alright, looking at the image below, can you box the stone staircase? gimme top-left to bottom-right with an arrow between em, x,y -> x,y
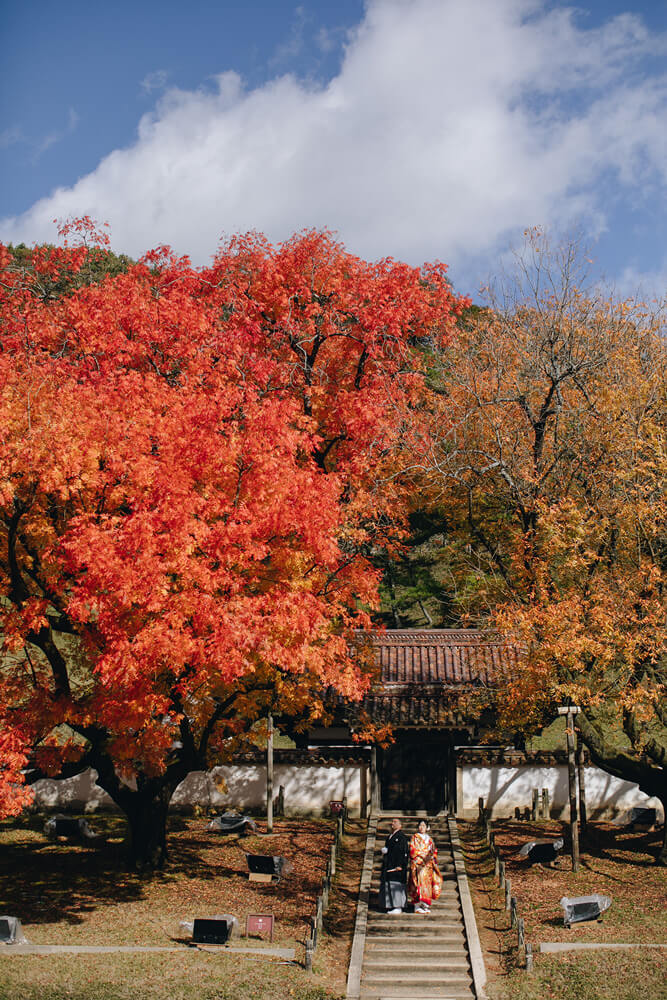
357,815 -> 476,999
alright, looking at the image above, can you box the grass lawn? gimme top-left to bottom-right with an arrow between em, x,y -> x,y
0,811 -> 366,999
460,819 -> 667,1000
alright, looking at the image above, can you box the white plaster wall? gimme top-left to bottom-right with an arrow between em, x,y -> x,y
460,764 -> 663,821
172,764 -> 366,815
29,763 -> 369,817
30,770 -> 114,812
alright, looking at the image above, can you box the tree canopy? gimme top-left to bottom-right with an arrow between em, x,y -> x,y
419,230 -> 666,860
0,220 -> 465,866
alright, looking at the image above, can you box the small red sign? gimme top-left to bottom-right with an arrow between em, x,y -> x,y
246,914 -> 274,941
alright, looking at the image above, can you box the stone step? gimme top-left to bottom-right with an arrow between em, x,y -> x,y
366,924 -> 464,937
370,862 -> 456,871
364,957 -> 470,972
368,890 -> 460,901
366,924 -> 465,946
375,834 -> 452,842
361,973 -> 473,988
370,872 -> 456,882
375,832 -> 452,836
367,915 -> 464,928
370,885 -> 459,896
376,835 -> 453,843
367,913 -> 462,927
366,944 -> 467,958
367,913 -> 462,925
377,824 -> 451,828
368,908 -> 461,919
359,989 -> 475,1000
369,882 -> 458,892
366,928 -> 465,940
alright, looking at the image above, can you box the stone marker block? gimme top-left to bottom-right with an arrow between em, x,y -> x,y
246,854 -> 292,880
560,894 -> 612,928
43,815 -> 97,842
0,916 -> 27,945
518,839 -> 564,866
207,813 -> 257,835
193,918 -> 232,945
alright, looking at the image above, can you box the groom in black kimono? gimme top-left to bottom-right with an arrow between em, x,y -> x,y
380,817 -> 409,914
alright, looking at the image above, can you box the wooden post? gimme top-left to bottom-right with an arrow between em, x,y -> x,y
494,853 -> 500,879
505,878 -> 512,912
330,842 -> 336,877
542,787 -> 550,821
305,939 -> 313,972
266,713 -> 274,834
576,731 -> 587,831
526,942 -> 533,972
510,896 -> 517,927
499,860 -> 505,889
370,746 -> 379,813
478,796 -> 485,823
531,788 -> 539,821
559,706 -> 580,872
517,917 -> 525,948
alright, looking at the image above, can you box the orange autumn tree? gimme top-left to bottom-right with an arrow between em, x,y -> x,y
0,222 -> 463,868
423,231 -> 667,862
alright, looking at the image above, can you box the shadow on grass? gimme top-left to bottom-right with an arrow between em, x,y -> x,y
0,814 -> 335,928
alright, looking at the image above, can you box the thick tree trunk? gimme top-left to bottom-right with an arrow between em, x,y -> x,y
88,754 -> 184,871
123,783 -> 174,871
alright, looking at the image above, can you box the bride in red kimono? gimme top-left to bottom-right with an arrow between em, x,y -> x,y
408,820 -> 442,913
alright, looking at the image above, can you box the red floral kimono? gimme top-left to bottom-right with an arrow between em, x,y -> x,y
408,831 -> 442,906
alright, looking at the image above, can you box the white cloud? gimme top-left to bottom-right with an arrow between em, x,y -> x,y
0,126 -> 24,150
33,109 -> 79,160
2,0 -> 666,281
615,260 -> 667,302
140,70 -> 169,96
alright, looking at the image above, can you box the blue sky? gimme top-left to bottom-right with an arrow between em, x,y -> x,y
2,0 -> 667,298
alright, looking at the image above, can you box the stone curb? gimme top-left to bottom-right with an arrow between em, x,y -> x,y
540,942 -> 667,953
0,943 -> 296,959
448,815 -> 488,1000
345,815 -> 378,999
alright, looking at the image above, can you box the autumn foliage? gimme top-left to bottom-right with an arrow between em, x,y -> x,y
0,220 -> 464,865
421,231 -> 666,857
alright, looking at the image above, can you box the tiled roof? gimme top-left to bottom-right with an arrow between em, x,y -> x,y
457,748 -> 590,766
361,689 -> 475,727
355,629 -> 521,727
233,748 -> 370,766
361,629 -> 520,686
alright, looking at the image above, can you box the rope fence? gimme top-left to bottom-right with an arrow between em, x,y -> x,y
478,796 -> 533,972
305,799 -> 346,971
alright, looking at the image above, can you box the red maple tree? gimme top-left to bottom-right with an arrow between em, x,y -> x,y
0,222 -> 465,867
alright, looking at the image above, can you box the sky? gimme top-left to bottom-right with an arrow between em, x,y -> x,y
2,0 -> 667,299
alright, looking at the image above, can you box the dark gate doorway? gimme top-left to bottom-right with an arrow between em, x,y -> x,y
380,732 -> 450,812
